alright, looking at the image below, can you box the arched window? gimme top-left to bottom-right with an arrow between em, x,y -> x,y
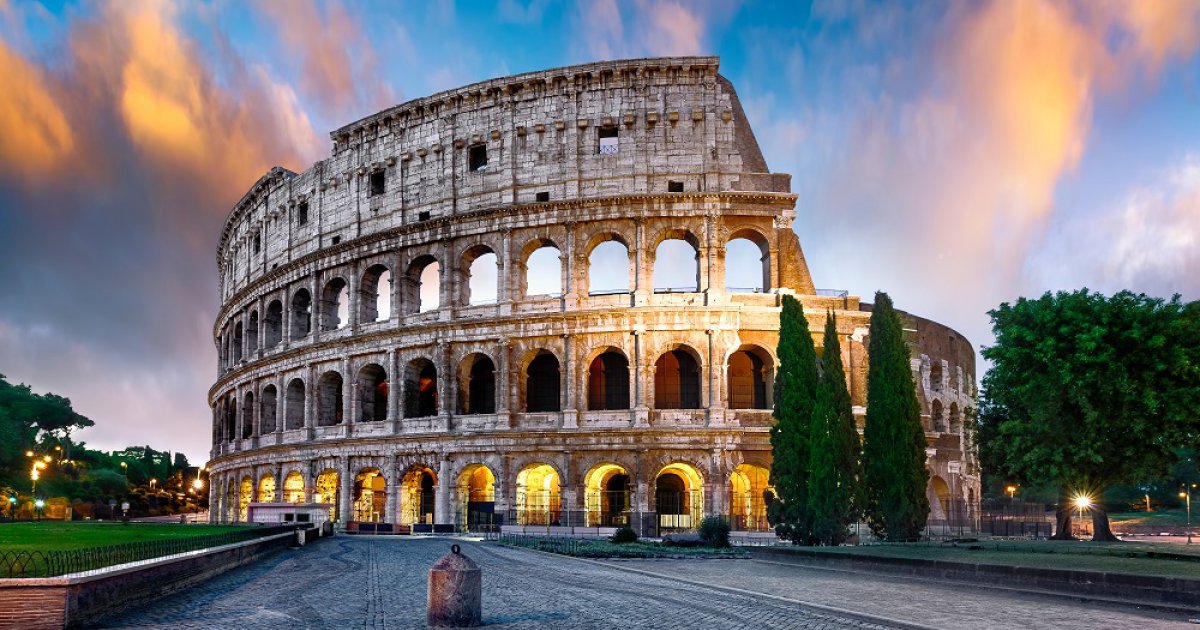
317,371 -> 344,426
729,464 -> 773,531
246,311 -> 259,354
320,278 -> 349,330
282,471 -> 305,503
654,348 -> 702,409
655,463 -> 704,530
516,463 -> 560,526
400,465 -> 437,525
456,464 -> 496,531
260,385 -> 278,433
404,358 -> 438,418
525,352 -> 561,412
291,289 -> 312,338
258,474 -> 276,503
232,321 -> 244,362
359,265 -> 391,322
405,256 -> 440,313
725,234 -> 770,293
285,378 -> 305,430
525,244 -> 562,297
264,300 -> 283,347
353,468 -> 387,523
949,402 -> 961,433
462,246 -> 498,306
584,463 -> 631,527
587,350 -> 630,410
587,239 -> 630,295
314,469 -> 339,521
357,363 -> 388,422
224,394 -> 236,441
931,399 -> 945,432
930,360 -> 943,391
727,346 -> 773,409
459,354 -> 496,415
653,236 -> 699,293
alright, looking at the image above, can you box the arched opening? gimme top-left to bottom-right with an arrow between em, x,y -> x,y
283,471 -> 305,503
290,289 -> 312,338
724,233 -> 770,293
929,475 -> 951,521
260,385 -> 278,433
456,464 -> 496,531
516,463 -> 560,526
264,300 -> 283,347
314,469 -> 339,521
653,236 -> 699,293
246,311 -> 259,354
654,348 -> 702,409
727,346 -> 772,410
317,371 -> 344,426
587,350 -> 630,410
523,241 -> 562,297
405,255 -> 440,313
930,361 -> 943,391
587,239 -> 630,295
223,395 -> 236,441
462,245 -> 499,306
584,463 -> 631,527
357,363 -> 388,423
232,321 -> 243,362
359,264 -> 392,322
285,378 -> 305,430
241,392 -> 254,438
225,481 -> 237,522
238,477 -> 253,522
353,468 -> 387,523
729,464 -> 773,531
404,358 -> 438,418
931,399 -> 945,432
655,463 -> 704,531
525,352 -> 561,412
400,466 -> 437,525
459,354 -> 496,415
949,402 -> 961,434
320,278 -> 349,331
257,473 -> 276,503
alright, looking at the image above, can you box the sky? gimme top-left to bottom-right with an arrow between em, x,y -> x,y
1,0 -> 1198,464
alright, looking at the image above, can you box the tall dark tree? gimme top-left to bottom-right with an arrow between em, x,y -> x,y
980,290 -> 1200,541
807,311 -> 862,545
769,294 -> 821,543
862,292 -> 929,540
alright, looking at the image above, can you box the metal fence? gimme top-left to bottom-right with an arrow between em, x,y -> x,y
0,525 -> 296,578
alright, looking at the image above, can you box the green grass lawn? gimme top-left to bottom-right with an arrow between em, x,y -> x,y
1109,509 -> 1193,528
0,522 -> 252,552
786,540 -> 1200,580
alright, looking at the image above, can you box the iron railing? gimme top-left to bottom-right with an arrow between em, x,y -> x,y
0,525 -> 296,578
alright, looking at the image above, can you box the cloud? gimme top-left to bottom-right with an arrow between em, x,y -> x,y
574,0 -> 716,60
0,40 -> 74,177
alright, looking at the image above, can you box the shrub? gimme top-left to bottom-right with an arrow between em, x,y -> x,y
698,516 -> 731,548
611,526 -> 638,544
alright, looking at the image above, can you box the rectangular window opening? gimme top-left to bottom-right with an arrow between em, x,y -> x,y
468,144 -> 488,172
535,191 -> 550,203
598,126 -> 618,155
369,171 -> 386,196
417,210 -> 431,222
331,235 -> 341,245
667,180 -> 684,193
253,234 -> 261,254
297,201 -> 309,225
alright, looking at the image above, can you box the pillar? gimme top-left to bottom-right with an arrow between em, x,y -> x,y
339,457 -> 353,523
435,458 -> 452,525
388,349 -> 401,432
632,329 -> 649,426
562,334 -> 577,428
633,219 -> 650,306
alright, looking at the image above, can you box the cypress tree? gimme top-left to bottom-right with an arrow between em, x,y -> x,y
807,311 -> 862,545
862,292 -> 929,541
768,294 -> 820,544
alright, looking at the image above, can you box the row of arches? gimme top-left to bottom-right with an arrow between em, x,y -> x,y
928,399 -> 963,434
215,344 -> 774,441
219,230 -> 775,368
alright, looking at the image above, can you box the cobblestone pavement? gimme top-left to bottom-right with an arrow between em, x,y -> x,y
600,557 -> 1199,630
106,538 -> 898,630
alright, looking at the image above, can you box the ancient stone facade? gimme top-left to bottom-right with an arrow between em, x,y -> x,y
207,57 -> 979,535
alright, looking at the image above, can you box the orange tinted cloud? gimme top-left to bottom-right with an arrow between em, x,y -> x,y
0,40 -> 74,177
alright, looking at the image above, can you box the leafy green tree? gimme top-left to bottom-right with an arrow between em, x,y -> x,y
862,292 -> 929,540
769,294 -> 820,543
980,290 -> 1200,541
807,312 -> 863,545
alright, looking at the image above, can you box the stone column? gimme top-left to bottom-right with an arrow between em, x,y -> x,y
438,239 -> 452,321
633,218 -> 650,306
435,457 -> 452,526
438,340 -> 452,431
562,222 -> 577,311
343,356 -> 356,432
304,364 -> 316,435
632,329 -> 649,426
282,287 -> 293,348
388,349 -> 401,432
561,333 -> 577,428
311,272 -> 322,343
497,229 -> 513,315
339,456 -> 354,523
275,373 -> 285,437
392,456 -> 404,524
496,337 -> 511,420
348,262 -> 361,331
252,383 -> 262,439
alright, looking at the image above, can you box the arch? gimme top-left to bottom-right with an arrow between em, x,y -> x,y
260,385 -> 278,434
587,349 -> 630,410
525,351 -> 561,412
516,463 -> 561,526
523,240 -> 563,297
320,277 -> 349,331
357,363 -> 388,423
223,394 -> 236,442
456,464 -> 496,531
724,230 -> 771,293
246,311 -> 259,354
264,300 -> 283,347
285,378 -> 305,430
257,473 -> 276,503
241,392 -> 254,439
949,402 -> 961,433
586,237 -> 631,295
655,462 -> 704,531
232,321 -> 244,362
317,371 -> 344,426
727,345 -> 773,410
405,255 -> 440,313
238,476 -> 253,522
931,399 -> 945,432
290,289 -> 312,338
458,353 -> 496,415
314,468 -> 340,521
461,244 -> 499,306
282,470 -> 305,503
729,464 -> 773,531
225,479 -> 237,522
930,361 -> 943,391
583,463 -> 632,527
654,346 -> 702,409
359,264 -> 392,322
403,358 -> 438,417
653,232 -> 700,293
399,465 -> 437,525
929,475 -> 951,520
353,467 -> 387,522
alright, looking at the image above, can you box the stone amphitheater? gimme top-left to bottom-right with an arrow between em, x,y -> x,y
207,56 -> 979,536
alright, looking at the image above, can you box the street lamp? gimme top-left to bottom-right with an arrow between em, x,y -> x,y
1073,494 -> 1092,534
1005,485 -> 1018,499
1181,484 -> 1195,545
119,462 -> 128,477
149,478 -> 157,490
33,499 -> 44,521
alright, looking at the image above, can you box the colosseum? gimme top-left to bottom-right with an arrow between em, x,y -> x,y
207,56 -> 979,537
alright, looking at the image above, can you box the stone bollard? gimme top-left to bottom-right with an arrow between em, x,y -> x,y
427,544 -> 481,627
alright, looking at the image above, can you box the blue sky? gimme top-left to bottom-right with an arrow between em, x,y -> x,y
0,0 -> 1198,463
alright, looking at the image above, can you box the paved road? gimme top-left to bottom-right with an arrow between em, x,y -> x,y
107,537 -> 894,629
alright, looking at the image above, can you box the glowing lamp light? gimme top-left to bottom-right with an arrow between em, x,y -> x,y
1073,495 -> 1092,510
42,455 -> 51,462
192,478 -> 204,490
34,499 -> 44,508
25,451 -> 34,457
7,497 -> 16,504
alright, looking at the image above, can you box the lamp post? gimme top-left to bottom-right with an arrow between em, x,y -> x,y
1073,494 -> 1092,537
120,461 -> 128,477
1181,484 -> 1195,545
1005,485 -> 1018,500
7,496 -> 15,521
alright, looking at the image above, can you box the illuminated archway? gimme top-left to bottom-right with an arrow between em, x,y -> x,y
238,476 -> 253,522
584,463 -> 631,527
456,464 -> 496,531
655,463 -> 703,531
400,465 -> 437,525
353,468 -> 387,522
728,464 -> 772,531
314,469 -> 340,521
929,475 -> 951,520
282,471 -> 305,503
516,463 -> 561,526
257,473 -> 276,504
